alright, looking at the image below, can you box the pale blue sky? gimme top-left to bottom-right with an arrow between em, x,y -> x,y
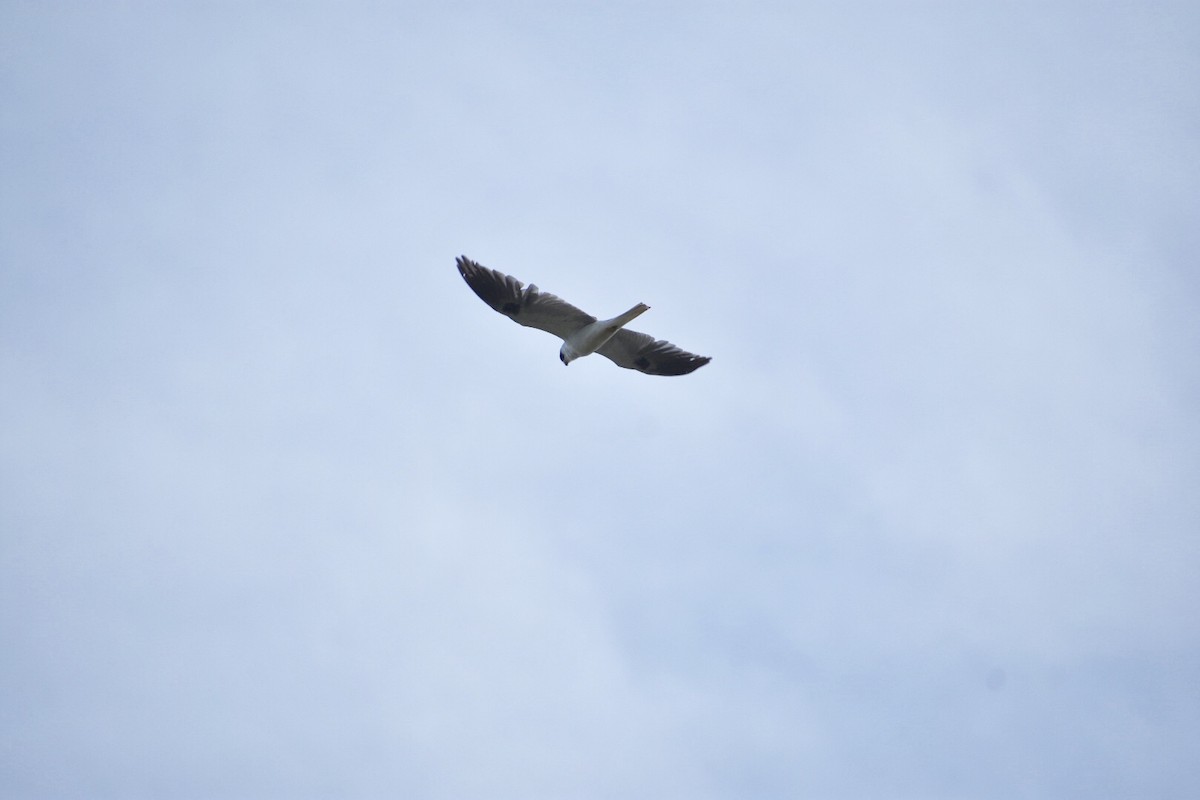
2,2 -> 1198,797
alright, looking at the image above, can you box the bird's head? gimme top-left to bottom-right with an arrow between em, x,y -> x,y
559,342 -> 577,366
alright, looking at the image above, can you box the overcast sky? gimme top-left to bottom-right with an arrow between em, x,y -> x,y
2,2 -> 1198,798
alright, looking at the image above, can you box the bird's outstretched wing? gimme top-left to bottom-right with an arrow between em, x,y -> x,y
457,256 -> 595,340
597,329 -> 711,376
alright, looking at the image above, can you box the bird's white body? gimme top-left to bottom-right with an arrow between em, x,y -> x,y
559,303 -> 650,365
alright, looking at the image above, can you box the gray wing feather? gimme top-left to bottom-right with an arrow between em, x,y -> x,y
597,329 -> 711,376
457,256 -> 595,340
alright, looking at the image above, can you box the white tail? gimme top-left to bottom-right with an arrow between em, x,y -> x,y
610,302 -> 650,328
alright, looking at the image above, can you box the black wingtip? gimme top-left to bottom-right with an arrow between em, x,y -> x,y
647,354 -> 711,376
673,355 -> 711,376
456,255 -> 529,319
456,255 -> 490,285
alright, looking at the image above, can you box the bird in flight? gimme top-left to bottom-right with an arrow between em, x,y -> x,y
457,256 -> 711,376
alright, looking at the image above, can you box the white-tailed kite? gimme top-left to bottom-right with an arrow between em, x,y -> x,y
457,256 -> 711,376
